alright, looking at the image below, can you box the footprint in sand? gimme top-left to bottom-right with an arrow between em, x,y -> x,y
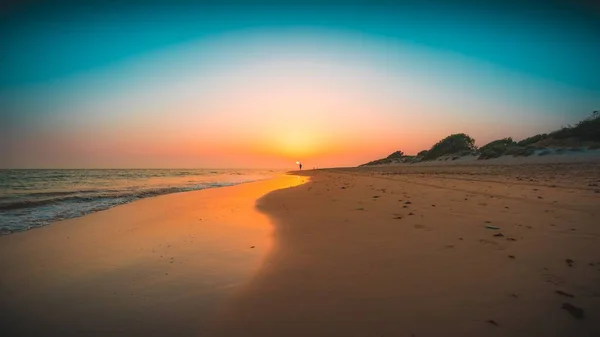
555,290 -> 574,298
479,239 -> 507,250
562,303 -> 585,319
542,273 -> 565,286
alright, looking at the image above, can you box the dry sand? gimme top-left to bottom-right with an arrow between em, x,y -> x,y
208,162 -> 600,337
2,162 -> 600,337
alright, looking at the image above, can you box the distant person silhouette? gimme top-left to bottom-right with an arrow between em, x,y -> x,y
299,162 -> 303,170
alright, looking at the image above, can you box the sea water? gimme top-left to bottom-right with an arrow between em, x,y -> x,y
0,169 -> 279,234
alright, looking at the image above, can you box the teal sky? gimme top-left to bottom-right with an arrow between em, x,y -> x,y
1,0 -> 599,168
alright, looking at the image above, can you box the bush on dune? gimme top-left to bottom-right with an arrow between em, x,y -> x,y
546,112 -> 600,141
359,158 -> 392,166
479,138 -> 516,152
422,133 -> 476,160
478,146 -> 535,160
570,111 -> 600,141
478,148 -> 504,160
517,134 -> 548,147
477,138 -> 516,160
358,111 -> 599,167
386,151 -> 405,159
521,111 -> 599,146
505,146 -> 535,157
359,150 -> 406,166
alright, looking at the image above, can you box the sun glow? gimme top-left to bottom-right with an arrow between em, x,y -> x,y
272,128 -> 318,157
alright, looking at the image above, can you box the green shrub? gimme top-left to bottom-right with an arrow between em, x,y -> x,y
386,150 -> 405,159
423,133 -> 476,160
546,111 -> 600,142
517,134 -> 548,147
477,138 -> 518,160
548,127 -> 574,140
359,158 -> 393,166
479,138 -> 516,152
359,111 -> 599,167
571,111 -> 600,141
478,148 -> 504,159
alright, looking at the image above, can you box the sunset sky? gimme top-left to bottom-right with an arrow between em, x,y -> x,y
1,0 -> 599,169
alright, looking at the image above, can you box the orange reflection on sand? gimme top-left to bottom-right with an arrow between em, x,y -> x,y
0,175 -> 308,336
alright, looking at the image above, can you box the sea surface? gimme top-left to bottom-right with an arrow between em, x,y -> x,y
0,169 -> 280,234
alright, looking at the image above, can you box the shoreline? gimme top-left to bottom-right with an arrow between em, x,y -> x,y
0,172 -> 280,236
0,174 -> 307,337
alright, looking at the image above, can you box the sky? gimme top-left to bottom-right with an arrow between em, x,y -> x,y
1,0 -> 599,169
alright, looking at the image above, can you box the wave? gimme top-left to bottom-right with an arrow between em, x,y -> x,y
25,190 -> 112,197
0,182 -> 235,212
0,169 -> 276,235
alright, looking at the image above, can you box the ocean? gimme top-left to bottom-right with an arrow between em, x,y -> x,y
0,169 -> 280,235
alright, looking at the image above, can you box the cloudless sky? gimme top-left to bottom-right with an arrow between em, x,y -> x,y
1,0 -> 599,168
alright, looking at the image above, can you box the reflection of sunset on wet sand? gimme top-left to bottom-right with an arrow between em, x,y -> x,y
0,175 -> 307,336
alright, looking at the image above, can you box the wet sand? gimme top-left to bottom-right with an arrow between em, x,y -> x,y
0,175 -> 306,337
209,162 -> 600,337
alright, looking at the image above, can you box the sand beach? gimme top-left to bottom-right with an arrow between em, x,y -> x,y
2,159 -> 600,336
208,161 -> 600,337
